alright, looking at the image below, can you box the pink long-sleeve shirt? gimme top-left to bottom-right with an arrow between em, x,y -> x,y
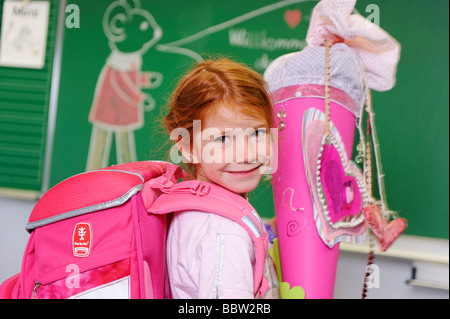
166,210 -> 256,299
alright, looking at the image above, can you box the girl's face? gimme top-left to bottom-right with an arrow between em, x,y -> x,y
191,103 -> 273,198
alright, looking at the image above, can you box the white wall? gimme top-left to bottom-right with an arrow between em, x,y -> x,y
335,250 -> 448,299
0,196 -> 36,282
0,196 -> 448,299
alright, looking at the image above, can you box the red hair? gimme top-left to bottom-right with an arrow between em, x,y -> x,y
164,58 -> 274,177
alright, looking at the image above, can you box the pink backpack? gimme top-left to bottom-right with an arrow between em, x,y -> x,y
0,161 -> 269,299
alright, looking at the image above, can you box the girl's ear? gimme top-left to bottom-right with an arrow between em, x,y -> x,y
169,125 -> 202,164
175,135 -> 199,164
175,141 -> 191,163
170,127 -> 197,164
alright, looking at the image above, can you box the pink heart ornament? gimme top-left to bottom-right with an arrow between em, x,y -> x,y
363,204 -> 407,252
303,118 -> 367,246
316,134 -> 366,229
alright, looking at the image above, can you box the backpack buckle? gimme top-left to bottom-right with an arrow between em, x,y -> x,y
190,182 -> 211,197
159,180 -> 211,197
150,176 -> 174,191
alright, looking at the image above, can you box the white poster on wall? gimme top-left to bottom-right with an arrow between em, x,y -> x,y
0,0 -> 50,69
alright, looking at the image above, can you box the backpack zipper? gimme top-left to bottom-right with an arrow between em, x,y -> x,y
30,281 -> 41,299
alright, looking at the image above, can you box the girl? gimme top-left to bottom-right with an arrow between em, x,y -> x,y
164,58 -> 277,299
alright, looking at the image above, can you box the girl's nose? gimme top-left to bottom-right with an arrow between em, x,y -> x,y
235,136 -> 257,164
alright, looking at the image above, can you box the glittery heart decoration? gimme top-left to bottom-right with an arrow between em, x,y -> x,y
363,204 -> 407,252
304,117 -> 367,247
316,134 -> 366,229
318,136 -> 362,224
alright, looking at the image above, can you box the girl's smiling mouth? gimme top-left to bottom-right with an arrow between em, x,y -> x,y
226,164 -> 262,176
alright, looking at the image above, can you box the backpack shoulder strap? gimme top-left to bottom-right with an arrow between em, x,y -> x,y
145,180 -> 269,297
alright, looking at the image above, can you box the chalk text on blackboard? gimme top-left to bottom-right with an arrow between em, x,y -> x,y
229,28 -> 305,52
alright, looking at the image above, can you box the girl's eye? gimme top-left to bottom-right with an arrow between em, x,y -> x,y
252,128 -> 267,138
214,135 -> 230,144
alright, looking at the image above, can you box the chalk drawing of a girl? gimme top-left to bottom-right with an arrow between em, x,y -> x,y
86,0 -> 162,170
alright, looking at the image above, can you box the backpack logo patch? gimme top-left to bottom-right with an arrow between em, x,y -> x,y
73,223 -> 92,257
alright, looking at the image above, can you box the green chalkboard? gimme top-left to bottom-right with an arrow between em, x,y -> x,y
0,0 -> 60,193
38,0 -> 450,239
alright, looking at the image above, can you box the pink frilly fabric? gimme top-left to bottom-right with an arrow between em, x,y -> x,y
264,0 -> 401,113
306,0 -> 401,92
